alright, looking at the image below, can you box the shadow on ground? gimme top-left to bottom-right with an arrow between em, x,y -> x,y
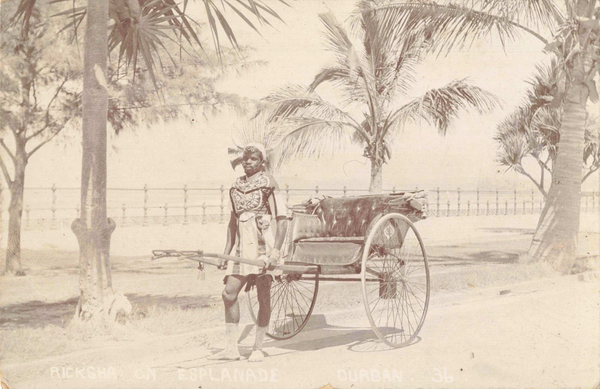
263,315 -> 418,353
0,228 -> 534,330
0,248 -> 185,275
428,249 -> 520,266
0,293 -> 216,328
168,314 -> 418,371
427,230 -> 530,267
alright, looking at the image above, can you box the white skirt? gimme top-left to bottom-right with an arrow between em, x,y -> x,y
226,212 -> 282,277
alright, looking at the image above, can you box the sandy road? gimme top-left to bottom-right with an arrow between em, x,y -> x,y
2,213 -> 598,388
4,272 -> 598,389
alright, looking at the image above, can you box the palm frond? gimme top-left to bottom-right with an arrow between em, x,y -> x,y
309,67 -> 349,92
313,12 -> 377,106
107,1 -> 183,90
495,131 -> 529,171
496,58 -> 564,165
359,6 -> 423,102
269,116 -> 359,170
10,0 -> 37,26
530,105 -> 560,148
262,84 -> 368,141
258,83 -> 370,170
356,1 -> 555,57
527,57 -> 564,109
387,79 -> 500,136
16,0 -> 286,92
319,12 -> 353,61
479,0 -> 565,29
496,105 -> 532,138
229,111 -> 286,172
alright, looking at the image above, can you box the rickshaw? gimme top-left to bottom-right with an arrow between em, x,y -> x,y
152,191 -> 430,348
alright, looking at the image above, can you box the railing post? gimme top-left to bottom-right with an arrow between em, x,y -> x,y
143,184 -> 149,227
495,188 -> 499,215
436,187 -> 440,217
15,184 -> 564,229
220,185 -> 225,224
183,185 -> 188,225
285,184 -> 290,207
51,184 -> 57,229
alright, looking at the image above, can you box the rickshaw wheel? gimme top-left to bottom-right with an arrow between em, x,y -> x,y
361,213 -> 430,348
247,272 -> 319,340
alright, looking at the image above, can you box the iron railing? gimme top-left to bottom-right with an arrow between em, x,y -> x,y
0,184 -> 597,230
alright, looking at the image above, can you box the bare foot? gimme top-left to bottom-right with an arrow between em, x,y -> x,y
248,350 -> 265,362
207,348 -> 241,360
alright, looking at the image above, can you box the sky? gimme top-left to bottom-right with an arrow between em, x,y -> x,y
21,0 -> 600,193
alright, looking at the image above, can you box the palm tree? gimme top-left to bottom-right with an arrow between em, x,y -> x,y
360,0 -> 599,272
10,0 -> 286,321
495,60 -> 600,197
262,10 -> 498,193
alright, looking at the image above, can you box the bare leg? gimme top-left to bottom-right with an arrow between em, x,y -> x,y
208,275 -> 246,360
249,274 -> 272,362
223,275 -> 246,324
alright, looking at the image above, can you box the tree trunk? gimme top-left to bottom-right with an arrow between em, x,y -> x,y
4,153 -> 27,276
524,0 -> 594,273
0,180 -> 3,270
71,0 -> 117,320
369,156 -> 383,194
525,83 -> 588,273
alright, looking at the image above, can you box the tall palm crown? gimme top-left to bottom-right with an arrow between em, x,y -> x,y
12,0 -> 286,88
357,0 -> 599,270
262,7 -> 499,193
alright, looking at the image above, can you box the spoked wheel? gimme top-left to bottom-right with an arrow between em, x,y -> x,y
247,273 -> 319,340
361,213 -> 430,348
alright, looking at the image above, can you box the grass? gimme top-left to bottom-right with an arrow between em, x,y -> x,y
429,262 -> 558,292
0,304 -> 223,363
127,305 -> 222,335
0,251 -> 563,365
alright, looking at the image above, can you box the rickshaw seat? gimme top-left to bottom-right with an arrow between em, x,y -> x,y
287,193 -> 426,266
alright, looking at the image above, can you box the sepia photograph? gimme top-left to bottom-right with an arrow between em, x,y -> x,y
0,0 -> 599,388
